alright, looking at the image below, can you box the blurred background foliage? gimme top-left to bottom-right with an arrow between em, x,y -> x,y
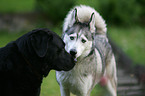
35,0 -> 145,25
35,0 -> 75,23
0,0 -> 144,64
0,0 -> 145,25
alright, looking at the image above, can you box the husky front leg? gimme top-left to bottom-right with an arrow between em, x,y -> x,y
106,79 -> 117,96
60,85 -> 70,96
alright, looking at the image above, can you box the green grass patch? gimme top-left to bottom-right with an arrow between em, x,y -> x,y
108,26 -> 145,64
0,31 -> 27,47
40,71 -> 60,96
0,0 -> 35,13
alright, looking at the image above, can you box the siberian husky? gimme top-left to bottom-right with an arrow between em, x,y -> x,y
56,5 -> 117,96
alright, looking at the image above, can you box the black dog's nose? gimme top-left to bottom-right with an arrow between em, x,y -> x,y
70,49 -> 77,57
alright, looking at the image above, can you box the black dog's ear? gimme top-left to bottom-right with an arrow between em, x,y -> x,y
31,31 -> 53,57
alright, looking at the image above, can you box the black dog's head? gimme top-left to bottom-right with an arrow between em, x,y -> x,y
15,28 -> 75,77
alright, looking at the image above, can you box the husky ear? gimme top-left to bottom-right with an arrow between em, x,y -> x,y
74,8 -> 79,23
89,13 -> 96,33
69,8 -> 79,27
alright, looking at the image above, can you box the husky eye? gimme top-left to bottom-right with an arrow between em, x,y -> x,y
82,39 -> 86,43
70,36 -> 74,40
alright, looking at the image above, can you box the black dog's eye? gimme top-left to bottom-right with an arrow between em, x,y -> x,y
82,39 -> 86,43
70,36 -> 74,40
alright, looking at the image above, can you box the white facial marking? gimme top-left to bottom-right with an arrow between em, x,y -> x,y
63,33 -> 92,59
69,33 -> 77,38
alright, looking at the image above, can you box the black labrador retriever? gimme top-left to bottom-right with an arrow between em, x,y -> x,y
0,28 -> 75,96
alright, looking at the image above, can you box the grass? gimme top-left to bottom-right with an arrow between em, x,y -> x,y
40,71 -> 60,96
0,0 -> 35,13
0,31 -> 27,47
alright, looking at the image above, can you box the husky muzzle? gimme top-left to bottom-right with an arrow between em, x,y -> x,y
70,49 -> 77,58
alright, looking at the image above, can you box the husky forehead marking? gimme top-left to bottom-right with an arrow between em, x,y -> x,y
65,24 -> 93,41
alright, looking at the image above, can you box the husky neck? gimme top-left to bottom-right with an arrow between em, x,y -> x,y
77,43 -> 94,61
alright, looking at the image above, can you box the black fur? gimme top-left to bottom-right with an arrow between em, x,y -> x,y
0,28 -> 75,96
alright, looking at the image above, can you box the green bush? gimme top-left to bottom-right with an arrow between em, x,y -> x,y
100,0 -> 142,25
76,0 -> 100,10
137,0 -> 145,24
35,0 -> 145,25
76,0 -> 143,25
35,0 -> 75,24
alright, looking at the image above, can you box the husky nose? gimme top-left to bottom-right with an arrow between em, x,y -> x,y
70,49 -> 77,57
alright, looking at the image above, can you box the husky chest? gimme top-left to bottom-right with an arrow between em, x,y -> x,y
56,51 -> 103,95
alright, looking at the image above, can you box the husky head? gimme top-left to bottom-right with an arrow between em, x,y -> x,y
63,8 -> 96,59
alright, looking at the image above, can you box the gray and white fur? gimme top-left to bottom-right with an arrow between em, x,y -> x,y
56,5 -> 117,96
